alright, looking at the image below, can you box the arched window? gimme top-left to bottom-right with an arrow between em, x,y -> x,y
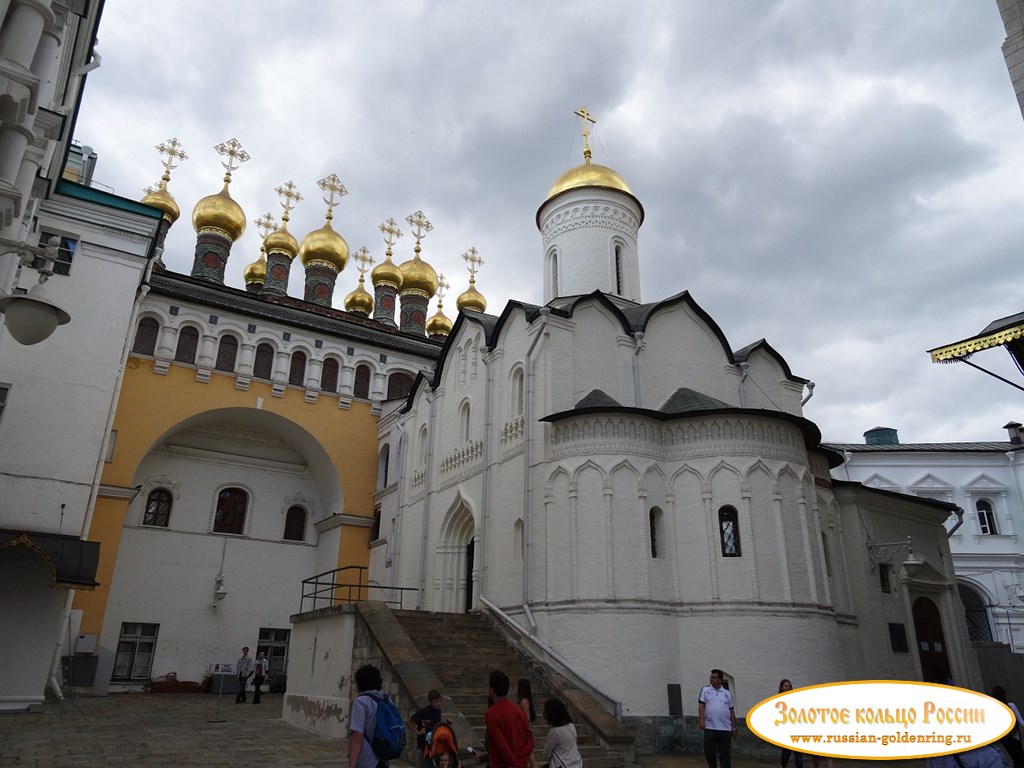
820,530 -> 832,577
548,248 -> 559,296
288,350 -> 307,387
976,499 -> 998,535
320,358 -> 339,393
614,244 -> 623,295
649,506 -> 664,559
214,487 -> 248,534
958,583 -> 993,642
460,402 -> 471,441
283,506 -> 306,541
353,364 -> 372,399
214,335 -> 238,372
377,444 -> 390,490
174,326 -> 199,364
418,425 -> 428,466
253,343 -> 274,380
143,488 -> 172,527
511,368 -> 524,416
132,317 -> 159,355
387,371 -> 415,400
718,506 -> 741,557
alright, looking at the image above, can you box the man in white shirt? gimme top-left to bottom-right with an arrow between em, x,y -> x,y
698,668 -> 737,768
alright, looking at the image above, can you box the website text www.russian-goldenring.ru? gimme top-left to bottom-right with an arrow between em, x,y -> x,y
790,733 -> 973,747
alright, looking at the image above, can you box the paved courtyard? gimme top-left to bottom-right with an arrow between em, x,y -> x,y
0,693 -> 930,767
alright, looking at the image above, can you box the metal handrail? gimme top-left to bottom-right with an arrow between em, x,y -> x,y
299,566 -> 418,613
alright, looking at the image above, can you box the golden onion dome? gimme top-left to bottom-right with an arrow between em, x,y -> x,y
371,253 -> 404,289
264,222 -> 299,259
299,216 -> 349,271
243,253 -> 266,286
344,279 -> 375,315
141,184 -> 180,224
425,305 -> 452,337
398,253 -> 438,296
546,162 -> 631,201
456,280 -> 486,314
192,183 -> 246,241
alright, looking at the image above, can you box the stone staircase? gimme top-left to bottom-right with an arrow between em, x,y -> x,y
392,609 -> 629,768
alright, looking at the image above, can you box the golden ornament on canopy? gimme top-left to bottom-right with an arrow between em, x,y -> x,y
455,246 -> 487,313
344,246 -> 376,315
141,137 -> 188,223
299,174 -> 349,271
371,217 -> 404,289
192,138 -> 250,241
398,210 -> 437,296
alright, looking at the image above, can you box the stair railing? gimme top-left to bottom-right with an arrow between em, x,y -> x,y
299,566 -> 418,612
478,595 -> 623,720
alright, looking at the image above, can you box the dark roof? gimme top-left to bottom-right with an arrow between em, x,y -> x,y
576,389 -> 622,408
825,442 -> 1019,454
148,271 -> 442,359
660,387 -> 728,414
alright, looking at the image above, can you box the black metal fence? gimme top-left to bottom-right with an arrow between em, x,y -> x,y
299,565 -> 418,613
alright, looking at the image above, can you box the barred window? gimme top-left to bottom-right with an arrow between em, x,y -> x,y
288,351 -> 307,387
174,326 -> 199,364
387,371 -> 415,399
320,358 -> 339,393
283,506 -> 306,541
253,343 -> 274,380
214,487 -> 248,534
718,506 -> 741,557
143,488 -> 172,527
214,335 -> 238,372
353,364 -> 371,399
132,318 -> 159,355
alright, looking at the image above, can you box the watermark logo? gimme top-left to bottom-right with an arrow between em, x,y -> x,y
746,681 -> 1015,760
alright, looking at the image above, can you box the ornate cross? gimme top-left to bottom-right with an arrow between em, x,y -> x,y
214,138 -> 251,179
462,246 -> 483,278
274,180 -> 302,223
255,212 -> 278,242
435,273 -> 450,305
379,217 -> 403,255
405,210 -> 433,245
574,107 -> 596,162
156,137 -> 188,174
353,246 -> 374,277
317,173 -> 348,218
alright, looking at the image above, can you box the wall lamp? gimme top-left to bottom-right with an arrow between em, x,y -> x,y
0,236 -> 70,345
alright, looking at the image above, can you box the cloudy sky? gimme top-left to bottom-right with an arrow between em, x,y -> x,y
74,1 -> 1024,444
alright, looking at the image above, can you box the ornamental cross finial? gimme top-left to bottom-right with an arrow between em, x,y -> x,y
436,273 -> 450,305
274,181 -> 302,224
462,247 -> 483,280
574,107 -> 596,163
405,210 -> 433,245
156,137 -> 188,181
214,138 -> 251,181
255,212 -> 278,243
379,217 -> 403,256
353,246 -> 374,278
317,174 -> 348,219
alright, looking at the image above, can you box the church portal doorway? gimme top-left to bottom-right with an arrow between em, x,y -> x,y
912,596 -> 950,683
438,501 -> 476,613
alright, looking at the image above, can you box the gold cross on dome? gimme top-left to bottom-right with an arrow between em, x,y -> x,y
436,273 -> 450,304
255,212 -> 278,242
214,138 -> 251,178
405,210 -> 433,244
156,137 -> 188,174
274,180 -> 302,222
353,246 -> 374,277
462,246 -> 483,278
317,174 -> 348,217
574,107 -> 596,163
143,184 -> 157,195
379,217 -> 403,253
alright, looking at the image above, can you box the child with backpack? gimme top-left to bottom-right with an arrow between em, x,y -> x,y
348,664 -> 407,768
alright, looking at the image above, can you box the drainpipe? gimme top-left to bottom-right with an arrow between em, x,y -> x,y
632,332 -> 644,408
737,362 -> 749,407
417,390 -> 438,609
522,308 -> 550,632
386,418 -> 407,590
801,381 -> 815,407
946,506 -> 965,538
479,349 -> 494,601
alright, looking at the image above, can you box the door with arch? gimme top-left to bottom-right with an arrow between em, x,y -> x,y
438,501 -> 476,613
913,596 -> 950,683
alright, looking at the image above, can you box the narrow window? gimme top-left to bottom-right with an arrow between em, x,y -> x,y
514,519 -> 524,560
253,343 -> 274,380
418,425 -> 428,466
880,563 -> 893,593
718,506 -> 741,557
214,335 -> 238,372
888,622 -> 909,653
288,350 -> 307,387
36,231 -> 76,276
353,364 -> 371,399
548,248 -> 559,296
377,444 -> 390,490
387,371 -> 415,400
511,368 -> 524,416
614,244 -> 623,295
976,499 -> 998,535
0,384 -> 8,426
132,317 -> 159,355
174,326 -> 199,364
320,358 -> 339,393
460,402 -> 471,441
283,506 -> 306,541
650,506 -> 664,559
143,488 -> 172,527
112,623 -> 159,680
214,487 -> 248,534
371,505 -> 382,541
820,531 -> 833,577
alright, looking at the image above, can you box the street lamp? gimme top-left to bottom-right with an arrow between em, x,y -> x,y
0,236 -> 71,344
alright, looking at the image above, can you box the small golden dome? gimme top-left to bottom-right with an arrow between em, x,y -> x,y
398,253 -> 438,296
192,183 -> 246,241
243,253 -> 266,285
371,253 -> 404,289
141,184 -> 180,224
344,279 -> 374,315
545,162 -> 632,201
299,216 -> 349,271
456,280 -> 486,314
426,305 -> 452,337
264,222 -> 299,259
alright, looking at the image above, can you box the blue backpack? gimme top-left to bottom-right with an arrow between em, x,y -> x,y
360,692 -> 406,760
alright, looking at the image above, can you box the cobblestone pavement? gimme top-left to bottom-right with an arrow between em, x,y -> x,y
0,693 -> 931,767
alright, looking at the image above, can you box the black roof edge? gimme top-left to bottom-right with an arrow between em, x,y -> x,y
831,479 -> 960,512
